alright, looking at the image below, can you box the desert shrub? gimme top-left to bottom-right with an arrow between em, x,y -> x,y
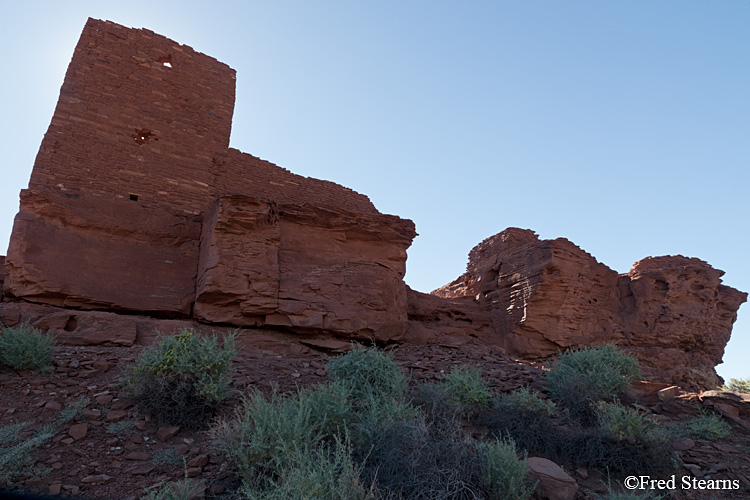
352,392 -> 416,452
596,401 -> 658,440
299,380 -> 354,442
0,422 -> 56,485
122,329 -> 235,428
57,397 -> 90,425
547,344 -> 640,425
411,382 -> 461,427
477,388 -> 558,458
327,346 -> 407,401
481,436 -> 536,500
106,419 -> 136,435
361,412 -> 488,500
240,437 -> 373,500
152,449 -> 183,467
496,387 -> 556,417
141,478 -> 202,500
561,427 -> 676,478
723,377 -> 750,394
213,388 -> 323,487
442,365 -> 492,416
0,324 -> 56,372
686,411 -> 731,441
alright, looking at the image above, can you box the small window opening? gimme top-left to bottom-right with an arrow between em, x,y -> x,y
132,128 -> 154,144
129,194 -> 139,201
159,55 -> 173,68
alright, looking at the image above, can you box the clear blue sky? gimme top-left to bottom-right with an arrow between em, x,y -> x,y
1,1 -> 747,381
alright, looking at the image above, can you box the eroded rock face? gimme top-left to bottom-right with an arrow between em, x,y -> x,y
195,195 -> 416,341
404,287 -> 493,345
4,189 -> 201,316
435,228 -> 747,390
620,257 -> 748,390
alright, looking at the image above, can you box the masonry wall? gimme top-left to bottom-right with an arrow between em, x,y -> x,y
29,18 -> 236,214
212,149 -> 377,215
4,18 -> 413,327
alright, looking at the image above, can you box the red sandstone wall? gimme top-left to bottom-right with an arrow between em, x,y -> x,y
212,149 -> 377,215
29,18 -> 236,214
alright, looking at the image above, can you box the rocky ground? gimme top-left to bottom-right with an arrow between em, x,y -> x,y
1,334 -> 749,500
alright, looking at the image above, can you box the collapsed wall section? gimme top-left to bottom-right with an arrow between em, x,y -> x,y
212,149 -> 378,215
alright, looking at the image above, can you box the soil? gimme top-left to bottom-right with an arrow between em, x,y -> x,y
1,339 -> 749,500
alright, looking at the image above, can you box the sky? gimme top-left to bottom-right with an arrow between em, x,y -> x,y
0,1 -> 747,381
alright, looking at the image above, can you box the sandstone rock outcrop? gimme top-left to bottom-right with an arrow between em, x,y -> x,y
1,19 -> 745,390
435,228 -> 747,390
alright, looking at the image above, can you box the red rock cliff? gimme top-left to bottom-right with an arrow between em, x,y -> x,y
434,228 -> 747,390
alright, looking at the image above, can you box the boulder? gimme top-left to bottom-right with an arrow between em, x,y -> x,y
527,457 -> 578,500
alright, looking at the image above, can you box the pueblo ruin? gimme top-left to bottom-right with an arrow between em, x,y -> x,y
0,19 -> 746,390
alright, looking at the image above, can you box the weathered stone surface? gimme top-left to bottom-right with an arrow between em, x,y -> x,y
620,256 -> 748,390
404,286 -> 493,345
195,196 -> 415,341
434,228 -> 747,390
0,302 -> 137,346
527,457 -> 578,500
4,189 -> 201,316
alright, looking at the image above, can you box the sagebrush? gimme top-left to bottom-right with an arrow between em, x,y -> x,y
122,329 -> 236,427
0,324 -> 56,372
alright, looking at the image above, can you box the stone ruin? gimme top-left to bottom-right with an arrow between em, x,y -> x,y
0,19 -> 746,390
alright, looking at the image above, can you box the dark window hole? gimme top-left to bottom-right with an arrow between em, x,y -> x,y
129,194 -> 139,201
132,128 -> 154,144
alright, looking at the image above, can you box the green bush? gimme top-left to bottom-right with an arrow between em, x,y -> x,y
361,412 -> 486,500
496,387 -> 556,418
723,378 -> 750,394
411,382 -> 461,427
481,437 -> 536,500
596,402 -> 658,441
299,380 -> 354,442
0,324 -> 56,372
442,365 -> 492,415
213,388 -> 323,486
141,478 -> 202,500
57,397 -> 90,425
0,422 -> 56,485
350,392 -> 415,452
327,346 -> 407,401
547,344 -> 641,425
686,412 -> 731,441
122,329 -> 235,428
240,437 -> 373,500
